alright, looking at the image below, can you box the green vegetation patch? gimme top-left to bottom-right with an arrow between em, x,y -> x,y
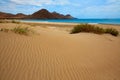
0,20 -> 20,24
0,27 -> 31,35
0,28 -> 10,32
70,24 -> 119,36
105,28 -> 119,36
11,27 -> 29,35
11,20 -> 20,24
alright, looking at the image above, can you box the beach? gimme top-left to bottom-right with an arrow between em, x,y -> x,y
0,22 -> 120,80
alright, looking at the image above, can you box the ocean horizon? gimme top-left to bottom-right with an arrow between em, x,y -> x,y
21,19 -> 120,25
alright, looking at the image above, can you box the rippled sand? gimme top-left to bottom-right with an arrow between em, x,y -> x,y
0,22 -> 120,80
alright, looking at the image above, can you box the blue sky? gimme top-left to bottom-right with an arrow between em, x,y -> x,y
0,0 -> 120,18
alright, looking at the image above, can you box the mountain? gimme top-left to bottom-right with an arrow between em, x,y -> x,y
65,14 -> 74,19
0,12 -> 26,19
0,12 -> 14,19
27,9 -> 53,19
0,9 -> 74,19
52,11 -> 65,19
26,9 -> 74,19
14,13 -> 27,18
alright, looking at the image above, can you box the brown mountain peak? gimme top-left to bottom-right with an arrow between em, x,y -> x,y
0,9 -> 74,19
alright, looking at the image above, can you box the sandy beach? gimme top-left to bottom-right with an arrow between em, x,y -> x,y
0,22 -> 120,80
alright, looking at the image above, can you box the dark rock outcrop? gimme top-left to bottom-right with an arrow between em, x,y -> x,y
14,13 -> 27,18
0,9 -> 74,19
28,9 -> 54,19
0,12 -> 14,19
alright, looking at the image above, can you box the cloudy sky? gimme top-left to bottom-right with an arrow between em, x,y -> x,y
0,0 -> 120,18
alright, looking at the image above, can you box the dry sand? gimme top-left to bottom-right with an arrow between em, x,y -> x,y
0,22 -> 120,80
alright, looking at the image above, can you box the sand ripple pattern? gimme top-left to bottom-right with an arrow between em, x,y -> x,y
0,32 -> 120,80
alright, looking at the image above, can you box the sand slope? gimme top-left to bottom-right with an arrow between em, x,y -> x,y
0,23 -> 120,80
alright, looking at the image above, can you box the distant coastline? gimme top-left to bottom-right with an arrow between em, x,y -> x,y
0,9 -> 74,19
21,19 -> 120,25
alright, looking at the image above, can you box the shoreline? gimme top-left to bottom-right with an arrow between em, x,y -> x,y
1,19 -> 120,25
21,21 -> 120,28
20,19 -> 120,25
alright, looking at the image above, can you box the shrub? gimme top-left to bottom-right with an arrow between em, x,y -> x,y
0,20 -> 9,23
93,27 -> 105,34
70,24 -> 104,34
1,27 -> 32,35
11,20 -> 20,24
0,20 -> 20,23
0,20 -> 3,23
105,28 -> 119,36
0,28 -> 4,31
11,27 -> 29,35
0,28 -> 10,32
70,24 -> 119,36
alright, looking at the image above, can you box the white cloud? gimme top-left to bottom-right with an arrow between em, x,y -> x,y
0,2 -> 17,14
107,0 -> 120,3
10,0 -> 70,6
79,0 -> 120,18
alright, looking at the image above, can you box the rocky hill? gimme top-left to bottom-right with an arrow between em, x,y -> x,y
0,12 -> 14,19
0,9 -> 74,19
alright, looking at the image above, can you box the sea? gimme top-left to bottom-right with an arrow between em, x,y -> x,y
21,19 -> 120,25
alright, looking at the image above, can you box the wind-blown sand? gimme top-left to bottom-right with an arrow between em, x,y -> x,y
0,22 -> 120,80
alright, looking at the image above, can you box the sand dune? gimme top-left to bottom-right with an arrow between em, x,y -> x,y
0,23 -> 120,80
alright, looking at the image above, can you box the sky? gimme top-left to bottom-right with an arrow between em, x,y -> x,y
0,0 -> 120,18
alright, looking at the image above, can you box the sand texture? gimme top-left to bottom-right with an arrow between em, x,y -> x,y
0,23 -> 120,80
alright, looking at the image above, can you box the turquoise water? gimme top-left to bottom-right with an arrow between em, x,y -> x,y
22,19 -> 120,25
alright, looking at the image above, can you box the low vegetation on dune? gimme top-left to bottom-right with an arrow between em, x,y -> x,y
0,27 -> 31,35
0,28 -> 9,32
0,20 -> 20,24
105,28 -> 119,36
0,20 -> 9,23
70,24 -> 119,36
11,27 -> 30,35
11,20 -> 20,24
